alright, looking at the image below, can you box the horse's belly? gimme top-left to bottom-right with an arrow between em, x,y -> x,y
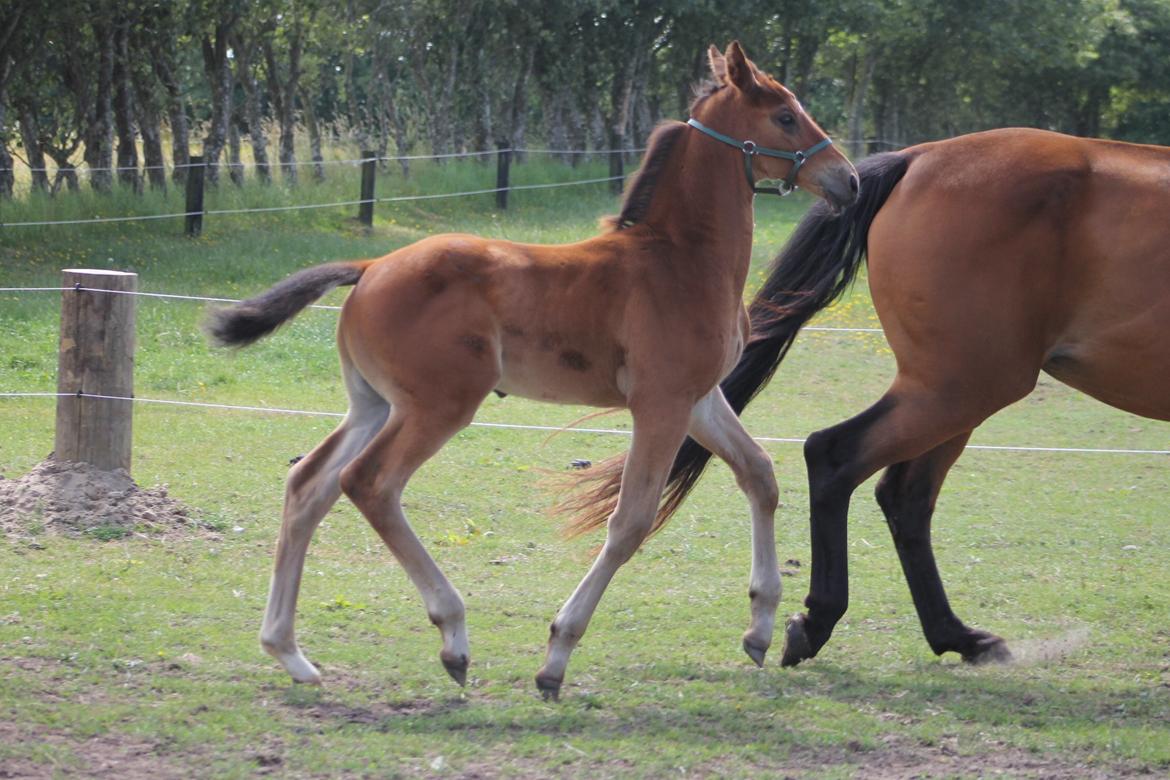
1043,311 -> 1170,421
494,356 -> 627,407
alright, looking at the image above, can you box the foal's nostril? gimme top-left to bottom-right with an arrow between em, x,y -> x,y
849,173 -> 859,194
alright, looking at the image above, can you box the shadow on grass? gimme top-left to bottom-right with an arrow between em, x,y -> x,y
280,658 -> 1169,766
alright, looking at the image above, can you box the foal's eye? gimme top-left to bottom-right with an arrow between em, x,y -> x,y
775,113 -> 796,128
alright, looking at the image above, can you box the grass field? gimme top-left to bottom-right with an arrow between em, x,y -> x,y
1,161 -> 1168,778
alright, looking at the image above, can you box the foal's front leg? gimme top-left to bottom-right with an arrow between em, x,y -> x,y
536,401 -> 693,700
686,388 -> 781,666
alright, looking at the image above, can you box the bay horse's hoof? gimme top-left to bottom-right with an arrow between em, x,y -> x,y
780,613 -> 814,667
961,632 -> 1012,665
441,653 -> 469,686
742,637 -> 768,668
534,672 -> 562,701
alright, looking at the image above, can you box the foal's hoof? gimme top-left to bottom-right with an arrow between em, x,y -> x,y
780,613 -> 814,667
961,633 -> 1012,665
441,653 -> 469,686
534,672 -> 562,702
742,637 -> 768,668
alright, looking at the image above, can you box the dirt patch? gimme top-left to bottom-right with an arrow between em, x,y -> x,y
0,457 -> 217,541
0,720 -> 192,780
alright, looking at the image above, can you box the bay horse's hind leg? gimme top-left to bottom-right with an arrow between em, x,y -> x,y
261,368 -> 390,683
536,400 -> 694,700
781,376 -> 1029,667
338,397 -> 485,685
686,388 -> 780,666
875,433 -> 1011,663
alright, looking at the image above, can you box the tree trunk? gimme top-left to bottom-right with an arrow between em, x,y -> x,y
475,47 -> 493,151
388,90 -> 410,176
112,16 -> 140,192
428,46 -> 459,159
146,47 -> 187,185
606,46 -> 643,160
845,47 -> 877,160
201,19 -> 237,186
0,7 -> 24,197
343,0 -> 368,150
508,46 -> 535,161
17,105 -> 48,192
83,15 -> 115,192
48,148 -> 80,194
371,39 -> 409,176
545,87 -> 570,164
0,93 -> 15,198
228,114 -> 244,185
263,31 -> 302,185
131,68 -> 166,191
231,33 -> 270,184
150,41 -> 189,185
300,87 -> 325,182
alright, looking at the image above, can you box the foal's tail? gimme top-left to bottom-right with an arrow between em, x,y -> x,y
561,151 -> 912,540
205,261 -> 371,347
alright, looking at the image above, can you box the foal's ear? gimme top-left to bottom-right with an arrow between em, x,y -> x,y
724,41 -> 757,94
707,44 -> 727,82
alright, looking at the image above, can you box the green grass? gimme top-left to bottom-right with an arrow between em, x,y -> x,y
1,163 -> 1169,778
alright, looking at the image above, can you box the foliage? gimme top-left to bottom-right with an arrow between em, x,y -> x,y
4,0 -> 1170,198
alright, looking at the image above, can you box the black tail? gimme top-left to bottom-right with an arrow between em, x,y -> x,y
205,261 -> 369,347
660,151 -> 913,510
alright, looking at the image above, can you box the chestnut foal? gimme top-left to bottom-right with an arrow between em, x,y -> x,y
208,42 -> 856,699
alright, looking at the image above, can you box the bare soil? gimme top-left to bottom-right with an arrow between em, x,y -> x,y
0,457 -> 213,540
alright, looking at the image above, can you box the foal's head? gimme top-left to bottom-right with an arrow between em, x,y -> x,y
696,42 -> 858,209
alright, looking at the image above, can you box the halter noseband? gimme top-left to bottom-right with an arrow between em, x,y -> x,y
686,118 -> 833,196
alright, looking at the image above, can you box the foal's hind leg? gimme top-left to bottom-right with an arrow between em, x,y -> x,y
874,433 -> 1011,663
536,401 -> 693,700
339,399 -> 483,685
686,388 -> 780,667
261,371 -> 389,683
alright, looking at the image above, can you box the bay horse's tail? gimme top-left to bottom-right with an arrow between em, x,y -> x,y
205,260 -> 371,347
561,151 -> 912,539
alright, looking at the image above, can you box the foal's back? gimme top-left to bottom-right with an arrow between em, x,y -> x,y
336,225 -> 736,410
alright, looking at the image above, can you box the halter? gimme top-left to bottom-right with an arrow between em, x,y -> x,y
687,117 -> 833,196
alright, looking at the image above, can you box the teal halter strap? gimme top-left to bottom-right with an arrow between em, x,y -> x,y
686,117 -> 833,196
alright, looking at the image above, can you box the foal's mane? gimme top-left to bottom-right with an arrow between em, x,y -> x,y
602,120 -> 688,232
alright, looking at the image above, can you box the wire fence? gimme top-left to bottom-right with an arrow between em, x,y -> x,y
2,140 -> 912,178
0,174 -> 628,229
1,137 -> 911,229
0,145 -> 651,178
0,284 -> 1165,458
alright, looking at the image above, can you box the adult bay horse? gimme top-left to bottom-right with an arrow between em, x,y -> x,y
206,42 -> 858,699
628,126 -> 1170,667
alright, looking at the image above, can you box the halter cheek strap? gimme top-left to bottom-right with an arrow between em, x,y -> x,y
686,118 -> 833,196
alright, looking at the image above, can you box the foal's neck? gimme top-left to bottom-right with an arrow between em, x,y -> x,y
643,128 -> 757,294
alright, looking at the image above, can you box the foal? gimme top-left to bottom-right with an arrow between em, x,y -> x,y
208,42 -> 857,698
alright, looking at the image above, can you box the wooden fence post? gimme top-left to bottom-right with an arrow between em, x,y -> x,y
55,269 -> 137,473
358,150 -> 377,229
496,142 -> 512,210
608,131 -> 624,195
184,154 -> 205,237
